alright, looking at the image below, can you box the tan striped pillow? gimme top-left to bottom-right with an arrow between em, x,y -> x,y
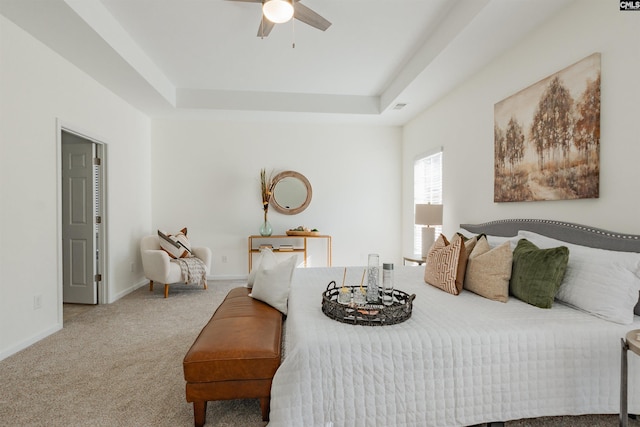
158,228 -> 191,259
424,233 -> 474,295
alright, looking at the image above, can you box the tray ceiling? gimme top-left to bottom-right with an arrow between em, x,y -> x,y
0,0 -> 573,125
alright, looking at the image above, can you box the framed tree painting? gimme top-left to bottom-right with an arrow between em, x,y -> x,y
494,53 -> 601,202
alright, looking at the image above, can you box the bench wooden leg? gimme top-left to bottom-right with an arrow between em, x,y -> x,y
260,397 -> 270,421
164,284 -> 169,298
203,280 -> 208,290
149,280 -> 154,292
193,401 -> 207,427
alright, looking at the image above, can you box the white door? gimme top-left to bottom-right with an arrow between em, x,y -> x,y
62,132 -> 98,304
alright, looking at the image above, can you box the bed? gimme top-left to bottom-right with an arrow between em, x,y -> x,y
266,219 -> 640,427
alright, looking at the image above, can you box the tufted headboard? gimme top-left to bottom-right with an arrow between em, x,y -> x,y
460,219 -> 640,253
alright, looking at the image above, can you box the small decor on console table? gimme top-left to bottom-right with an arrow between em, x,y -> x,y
286,226 -> 320,236
259,168 -> 273,236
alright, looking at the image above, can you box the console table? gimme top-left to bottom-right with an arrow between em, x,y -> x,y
403,255 -> 426,266
248,235 -> 332,272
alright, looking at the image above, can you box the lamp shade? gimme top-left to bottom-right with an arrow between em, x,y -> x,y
414,204 -> 443,226
263,0 -> 294,24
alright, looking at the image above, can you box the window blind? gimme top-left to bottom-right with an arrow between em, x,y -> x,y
413,150 -> 443,255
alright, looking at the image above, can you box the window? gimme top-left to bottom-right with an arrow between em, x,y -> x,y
413,149 -> 443,255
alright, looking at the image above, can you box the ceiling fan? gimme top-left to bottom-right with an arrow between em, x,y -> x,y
228,0 -> 331,37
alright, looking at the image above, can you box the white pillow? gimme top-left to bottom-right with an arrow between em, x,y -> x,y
486,234 -> 520,250
247,248 -> 277,288
456,229 -> 519,250
518,230 -> 640,324
250,255 -> 297,315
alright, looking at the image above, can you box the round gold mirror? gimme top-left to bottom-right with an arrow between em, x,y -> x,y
270,171 -> 312,215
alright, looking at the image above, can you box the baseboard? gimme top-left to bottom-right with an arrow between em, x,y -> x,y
109,279 -> 148,303
209,274 -> 248,281
0,323 -> 62,362
109,276 -> 247,304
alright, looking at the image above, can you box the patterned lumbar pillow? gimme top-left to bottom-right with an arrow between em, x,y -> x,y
509,239 -> 569,309
424,233 -> 474,295
464,236 -> 512,303
158,228 -> 191,259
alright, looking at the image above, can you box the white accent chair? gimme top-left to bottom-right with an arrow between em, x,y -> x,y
140,235 -> 212,298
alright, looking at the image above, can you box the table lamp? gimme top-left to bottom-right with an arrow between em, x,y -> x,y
414,204 -> 443,257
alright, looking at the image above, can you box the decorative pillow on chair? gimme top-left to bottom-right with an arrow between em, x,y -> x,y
158,228 -> 191,259
247,248 -> 277,289
424,233 -> 475,295
250,255 -> 297,315
510,239 -> 569,309
464,236 -> 512,303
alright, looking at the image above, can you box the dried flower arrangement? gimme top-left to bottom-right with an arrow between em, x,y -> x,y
260,168 -> 274,222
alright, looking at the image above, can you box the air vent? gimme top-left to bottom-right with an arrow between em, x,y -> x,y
393,103 -> 407,110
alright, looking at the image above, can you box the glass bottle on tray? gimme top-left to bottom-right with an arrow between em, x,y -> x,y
366,253 -> 380,303
382,263 -> 394,306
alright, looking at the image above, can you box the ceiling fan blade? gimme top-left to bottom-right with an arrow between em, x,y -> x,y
293,2 -> 331,31
256,15 -> 276,37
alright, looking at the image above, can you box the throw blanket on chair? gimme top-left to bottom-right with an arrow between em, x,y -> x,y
171,257 -> 206,287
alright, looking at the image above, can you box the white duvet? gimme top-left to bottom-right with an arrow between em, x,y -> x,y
268,266 -> 640,427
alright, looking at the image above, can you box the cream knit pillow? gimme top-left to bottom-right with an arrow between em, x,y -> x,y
464,237 -> 512,302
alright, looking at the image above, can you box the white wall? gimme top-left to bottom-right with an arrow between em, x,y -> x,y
7,0 -> 629,362
151,119 -> 402,278
0,16 -> 151,360
402,0 -> 640,254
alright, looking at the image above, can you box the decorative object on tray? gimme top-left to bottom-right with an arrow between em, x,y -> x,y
366,253 -> 380,303
260,168 -> 274,236
381,263 -> 394,306
286,226 -> 320,236
322,280 -> 415,326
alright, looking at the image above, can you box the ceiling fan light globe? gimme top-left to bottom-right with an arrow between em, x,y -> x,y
263,0 -> 294,24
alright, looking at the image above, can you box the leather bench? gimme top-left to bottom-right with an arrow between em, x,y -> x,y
183,287 -> 283,427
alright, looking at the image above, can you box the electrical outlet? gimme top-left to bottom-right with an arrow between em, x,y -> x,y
221,255 -> 228,263
34,294 -> 42,310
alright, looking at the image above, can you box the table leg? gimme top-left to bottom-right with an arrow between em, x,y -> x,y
622,338 -> 629,427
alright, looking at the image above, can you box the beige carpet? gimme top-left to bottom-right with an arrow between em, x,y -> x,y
0,280 -> 637,427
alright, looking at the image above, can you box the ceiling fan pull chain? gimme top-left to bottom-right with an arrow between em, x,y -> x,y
291,7 -> 296,48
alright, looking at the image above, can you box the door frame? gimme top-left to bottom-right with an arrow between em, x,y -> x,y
56,119 -> 109,321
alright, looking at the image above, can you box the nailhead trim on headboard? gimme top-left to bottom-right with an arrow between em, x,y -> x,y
460,219 -> 640,253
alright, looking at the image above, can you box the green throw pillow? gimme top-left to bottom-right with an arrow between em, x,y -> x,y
510,239 -> 569,309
